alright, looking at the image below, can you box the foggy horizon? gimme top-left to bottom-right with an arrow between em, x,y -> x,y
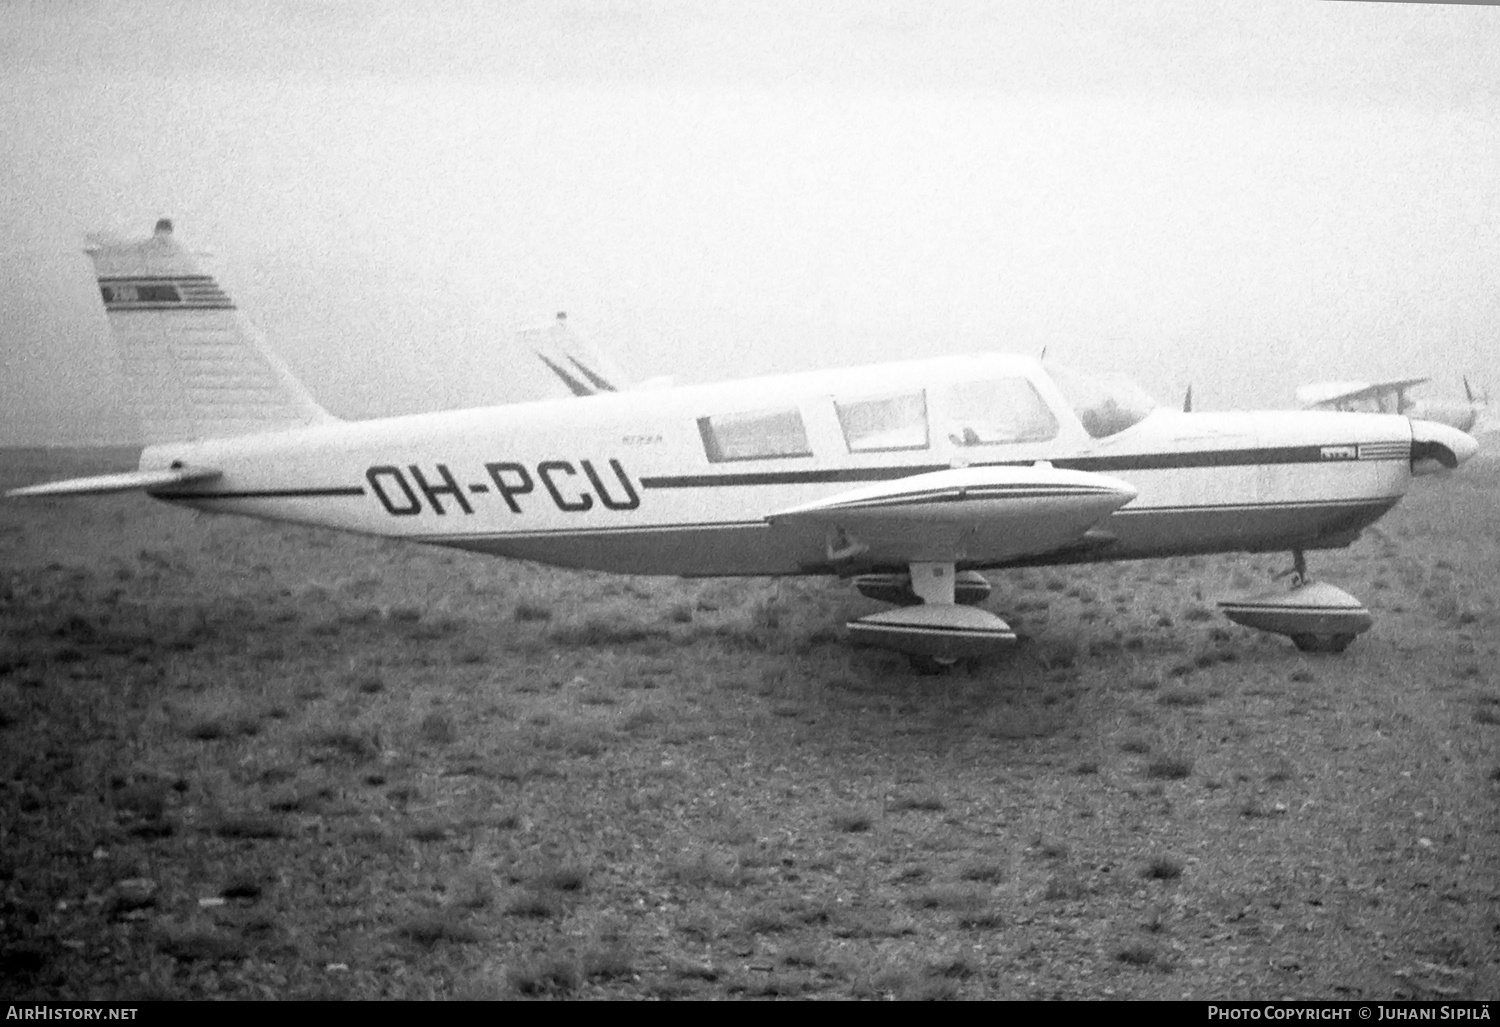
4,1 -> 1499,445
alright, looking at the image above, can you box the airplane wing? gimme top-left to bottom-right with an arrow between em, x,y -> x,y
765,464 -> 1136,567
1295,378 -> 1428,409
7,466 -> 221,498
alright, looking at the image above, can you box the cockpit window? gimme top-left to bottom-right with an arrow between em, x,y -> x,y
698,408 -> 812,462
835,391 -> 929,452
940,378 -> 1059,447
1047,365 -> 1159,439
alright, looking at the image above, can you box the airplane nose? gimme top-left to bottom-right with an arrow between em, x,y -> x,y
1409,418 -> 1480,475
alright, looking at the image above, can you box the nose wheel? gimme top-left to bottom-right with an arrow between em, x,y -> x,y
1280,550 -> 1358,651
1218,549 -> 1373,653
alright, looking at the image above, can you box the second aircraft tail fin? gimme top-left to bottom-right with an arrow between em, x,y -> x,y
522,311 -> 628,397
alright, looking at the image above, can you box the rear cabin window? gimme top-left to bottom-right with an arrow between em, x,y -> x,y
698,408 -> 812,462
835,391 -> 929,452
941,378 -> 1060,447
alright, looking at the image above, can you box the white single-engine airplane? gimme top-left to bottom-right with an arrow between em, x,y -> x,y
9,222 -> 1481,669
1296,376 -> 1487,435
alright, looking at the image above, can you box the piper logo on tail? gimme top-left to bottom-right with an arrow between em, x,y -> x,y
365,459 -> 640,516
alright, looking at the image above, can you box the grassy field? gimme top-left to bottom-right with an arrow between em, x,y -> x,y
1,446 -> 1497,1000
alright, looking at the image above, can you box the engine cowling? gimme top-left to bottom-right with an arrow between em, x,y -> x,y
1409,418 -> 1479,476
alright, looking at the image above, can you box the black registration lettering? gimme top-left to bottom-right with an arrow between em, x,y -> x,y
367,465 -> 421,516
537,460 -> 594,512
485,462 -> 534,513
407,463 -> 474,515
581,458 -> 640,511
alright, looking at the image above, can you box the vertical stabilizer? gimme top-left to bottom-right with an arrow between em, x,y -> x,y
88,219 -> 336,443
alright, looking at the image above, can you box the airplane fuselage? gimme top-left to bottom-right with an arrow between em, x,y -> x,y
16,221 -> 1480,663
141,354 -> 1424,577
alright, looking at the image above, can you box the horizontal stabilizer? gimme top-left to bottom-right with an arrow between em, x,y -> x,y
7,466 -> 221,498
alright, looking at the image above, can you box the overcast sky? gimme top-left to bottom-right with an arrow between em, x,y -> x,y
3,0 -> 1498,444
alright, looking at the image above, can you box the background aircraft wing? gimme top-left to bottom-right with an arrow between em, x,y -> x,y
1295,377 -> 1428,409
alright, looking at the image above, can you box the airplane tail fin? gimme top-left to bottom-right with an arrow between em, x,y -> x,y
88,219 -> 337,444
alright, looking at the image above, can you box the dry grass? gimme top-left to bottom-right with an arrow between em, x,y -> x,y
1145,756 -> 1194,780
1142,856 -> 1185,880
2,446 -> 1499,999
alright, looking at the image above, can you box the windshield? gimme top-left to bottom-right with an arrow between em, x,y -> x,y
941,378 -> 1059,447
1046,365 -> 1159,439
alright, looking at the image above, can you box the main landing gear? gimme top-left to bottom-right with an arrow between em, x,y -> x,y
1217,548 -> 1373,654
1288,548 -> 1309,588
845,562 -> 1017,673
906,654 -> 958,676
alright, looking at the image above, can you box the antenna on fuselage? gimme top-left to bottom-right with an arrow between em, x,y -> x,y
1182,384 -> 1193,413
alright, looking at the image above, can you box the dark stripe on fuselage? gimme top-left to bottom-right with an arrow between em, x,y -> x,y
417,519 -> 764,542
152,486 -> 367,500
640,443 -> 1406,489
642,466 -> 947,488
1048,446 -> 1396,473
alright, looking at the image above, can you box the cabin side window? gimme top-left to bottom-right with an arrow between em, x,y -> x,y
698,408 -> 812,462
834,391 -> 929,452
941,378 -> 1060,447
